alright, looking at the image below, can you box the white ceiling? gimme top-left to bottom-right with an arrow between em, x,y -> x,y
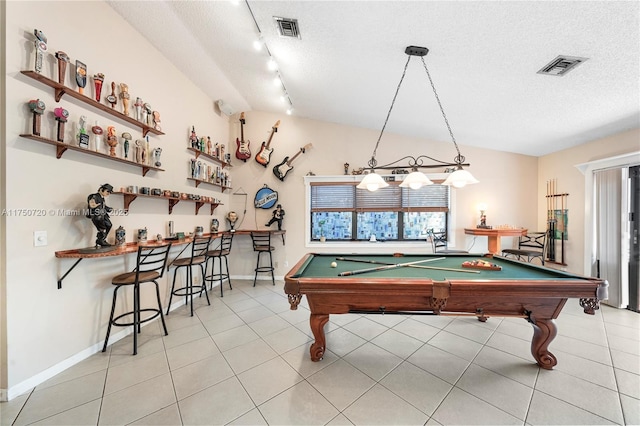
108,0 -> 640,157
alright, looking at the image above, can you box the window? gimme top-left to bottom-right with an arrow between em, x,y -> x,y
310,179 -> 450,241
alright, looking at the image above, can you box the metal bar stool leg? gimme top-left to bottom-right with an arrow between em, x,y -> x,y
102,285 -> 120,352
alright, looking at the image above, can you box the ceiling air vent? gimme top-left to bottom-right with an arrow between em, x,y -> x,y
274,17 -> 301,39
537,55 -> 588,76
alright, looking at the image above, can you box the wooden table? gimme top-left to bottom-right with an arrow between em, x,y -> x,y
55,229 -> 285,289
464,227 -> 527,254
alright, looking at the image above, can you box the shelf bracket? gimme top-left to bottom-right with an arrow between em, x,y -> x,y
54,87 -> 66,102
57,258 -> 83,289
169,199 -> 180,214
55,144 -> 68,158
195,202 -> 204,215
141,166 -> 150,177
122,194 -> 137,211
210,203 -> 219,215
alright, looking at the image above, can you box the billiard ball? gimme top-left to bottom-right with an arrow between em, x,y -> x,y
330,261 -> 337,268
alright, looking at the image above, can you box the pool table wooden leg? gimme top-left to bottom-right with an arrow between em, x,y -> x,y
530,318 -> 558,370
309,313 -> 329,361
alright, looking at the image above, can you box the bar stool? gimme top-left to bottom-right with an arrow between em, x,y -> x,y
166,236 -> 211,316
204,231 -> 234,297
102,242 -> 172,355
250,231 -> 275,287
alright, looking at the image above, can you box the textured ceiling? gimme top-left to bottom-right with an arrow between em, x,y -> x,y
108,0 -> 640,157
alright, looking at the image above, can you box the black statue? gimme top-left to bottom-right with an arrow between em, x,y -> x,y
86,183 -> 114,247
265,204 -> 285,230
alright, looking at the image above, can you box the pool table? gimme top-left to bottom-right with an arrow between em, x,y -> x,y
284,253 -> 608,369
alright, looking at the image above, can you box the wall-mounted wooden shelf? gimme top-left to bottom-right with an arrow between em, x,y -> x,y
21,70 -> 164,137
187,147 -> 232,168
114,191 -> 222,215
187,177 -> 231,191
19,133 -> 164,177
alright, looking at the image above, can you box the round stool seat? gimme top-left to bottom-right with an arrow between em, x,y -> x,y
112,271 -> 161,285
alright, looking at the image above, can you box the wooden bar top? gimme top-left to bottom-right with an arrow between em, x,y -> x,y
55,229 -> 286,259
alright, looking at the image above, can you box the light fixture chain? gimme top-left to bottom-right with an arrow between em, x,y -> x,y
420,57 -> 464,164
368,55 -> 412,168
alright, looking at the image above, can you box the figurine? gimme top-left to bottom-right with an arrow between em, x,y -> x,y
75,60 -> 87,95
134,97 -> 143,121
33,29 -> 47,74
152,110 -> 161,131
92,73 -> 104,102
121,132 -> 132,159
106,126 -> 118,156
145,137 -> 151,165
115,226 -> 126,246
265,204 -> 285,230
344,162 -> 350,175
106,82 -> 117,109
135,139 -> 143,163
86,183 -> 114,247
210,218 -> 219,233
27,99 -> 45,136
55,51 -> 69,84
92,121 -> 103,153
152,147 -> 162,167
226,211 -> 238,232
119,83 -> 130,116
77,115 -> 89,149
207,136 -> 212,155
143,103 -> 152,125
54,107 -> 68,142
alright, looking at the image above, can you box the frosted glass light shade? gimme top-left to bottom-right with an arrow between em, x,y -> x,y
442,169 -> 479,188
356,172 -> 389,191
399,171 -> 434,189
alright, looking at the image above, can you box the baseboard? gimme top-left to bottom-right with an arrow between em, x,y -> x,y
3,277 -> 283,401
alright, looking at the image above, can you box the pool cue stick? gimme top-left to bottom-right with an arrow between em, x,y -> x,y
336,256 -> 445,265
336,257 -> 480,274
338,259 -> 440,277
336,257 -> 480,273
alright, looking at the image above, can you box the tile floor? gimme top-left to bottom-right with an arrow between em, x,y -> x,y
2,279 -> 639,425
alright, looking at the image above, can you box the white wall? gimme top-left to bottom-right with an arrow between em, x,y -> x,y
538,128 -> 640,274
227,111 -> 540,278
3,1 -> 231,398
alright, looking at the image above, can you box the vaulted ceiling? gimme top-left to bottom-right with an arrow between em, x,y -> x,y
108,0 -> 640,156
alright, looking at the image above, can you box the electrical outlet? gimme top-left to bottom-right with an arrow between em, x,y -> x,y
34,230 -> 48,247
284,261 -> 289,268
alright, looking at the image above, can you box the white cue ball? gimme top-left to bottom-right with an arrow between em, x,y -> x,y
330,261 -> 337,268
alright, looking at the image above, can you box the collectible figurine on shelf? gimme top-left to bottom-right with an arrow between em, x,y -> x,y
134,97 -> 143,122
75,60 -> 87,95
27,98 -> 45,136
77,115 -> 89,149
143,103 -> 152,125
207,136 -> 212,155
92,121 -> 103,153
54,107 -> 69,142
115,226 -> 126,246
265,204 -> 285,230
210,218 -> 219,233
121,132 -> 132,159
106,82 -> 117,109
86,183 -> 114,247
152,147 -> 162,167
189,126 -> 198,148
226,211 -> 238,232
55,51 -> 69,85
152,110 -> 161,131
33,29 -> 47,74
119,83 -> 130,116
344,162 -> 350,175
92,73 -> 104,102
106,126 -> 118,156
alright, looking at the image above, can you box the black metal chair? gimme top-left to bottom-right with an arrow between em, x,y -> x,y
428,229 -> 468,254
502,231 -> 546,265
103,242 -> 172,355
166,236 -> 211,316
250,231 -> 275,287
204,231 -> 234,297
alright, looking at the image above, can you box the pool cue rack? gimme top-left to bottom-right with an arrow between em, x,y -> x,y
546,178 -> 569,266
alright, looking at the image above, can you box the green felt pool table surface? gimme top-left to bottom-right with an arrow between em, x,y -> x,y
284,252 -> 608,369
293,253 -> 574,281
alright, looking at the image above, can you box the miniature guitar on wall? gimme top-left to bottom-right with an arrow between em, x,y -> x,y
235,112 -> 251,161
255,120 -> 280,167
273,143 -> 312,181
